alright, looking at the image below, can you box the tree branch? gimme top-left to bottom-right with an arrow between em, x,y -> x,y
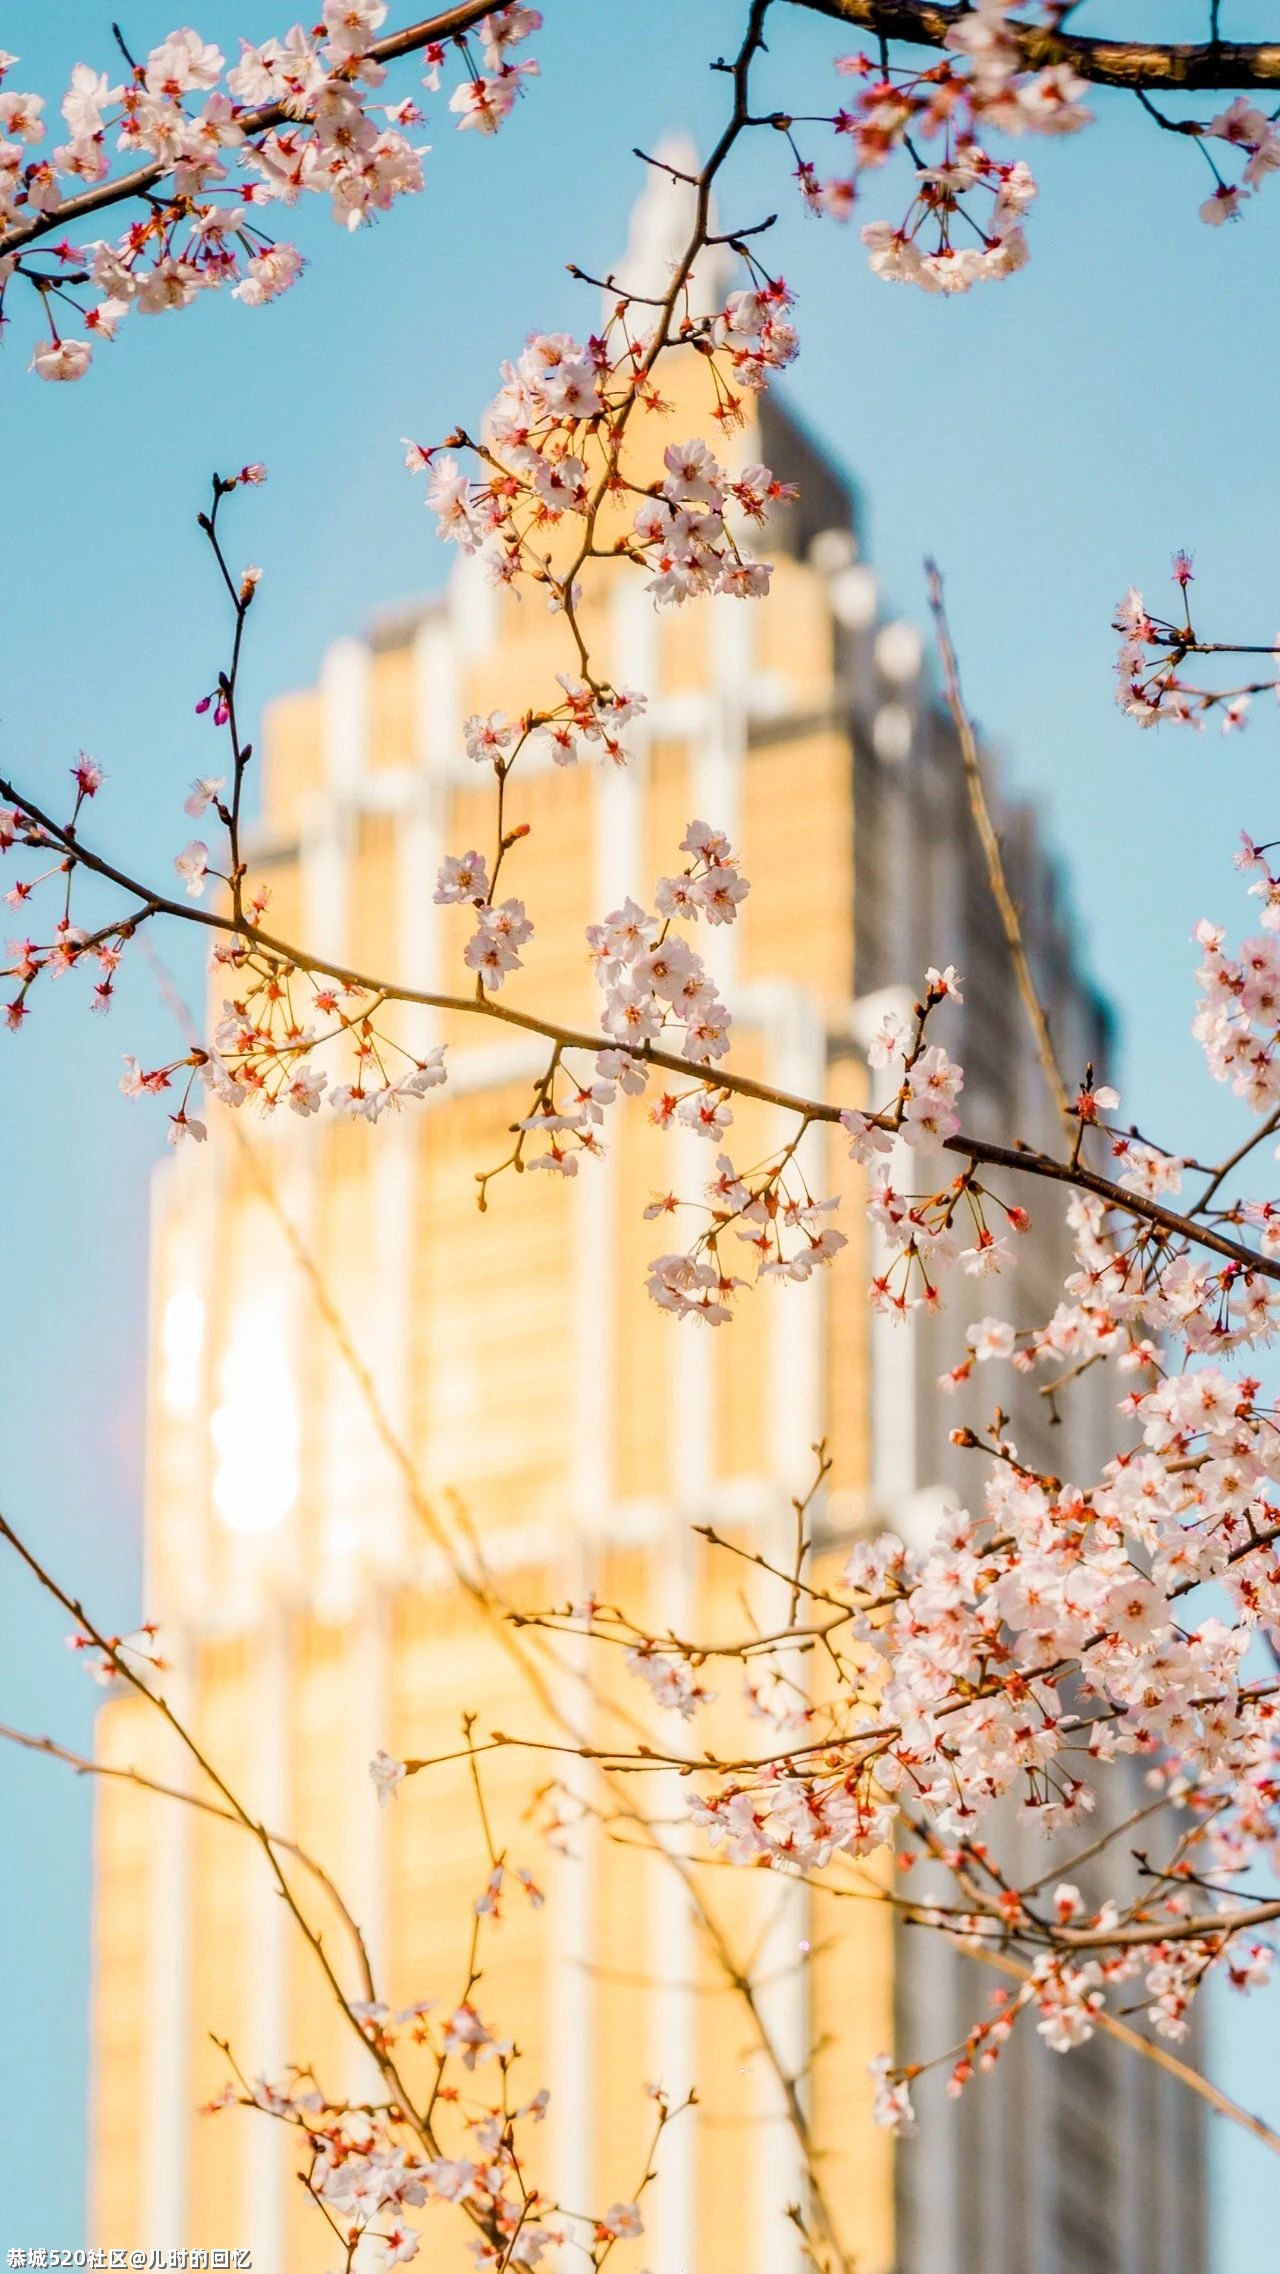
0,1509 -> 439,2156
6,765 -> 1276,1284
964,1942 -> 1280,2156
0,1720 -> 376,2001
783,0 -> 1280,92
0,3 -> 498,257
927,561 -> 1074,1130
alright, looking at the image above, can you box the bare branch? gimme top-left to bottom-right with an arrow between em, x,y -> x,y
927,561 -> 1074,1129
0,1720 -> 376,2001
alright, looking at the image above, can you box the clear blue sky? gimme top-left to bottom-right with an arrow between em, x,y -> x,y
2,0 -> 1277,2253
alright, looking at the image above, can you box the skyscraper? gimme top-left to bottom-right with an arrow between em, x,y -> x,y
89,195 -> 1205,2274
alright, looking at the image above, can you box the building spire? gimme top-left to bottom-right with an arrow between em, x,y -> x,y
608,134 -> 735,321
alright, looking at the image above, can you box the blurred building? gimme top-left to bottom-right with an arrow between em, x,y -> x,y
90,190 -> 1204,2274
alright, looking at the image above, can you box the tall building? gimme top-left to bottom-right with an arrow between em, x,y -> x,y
90,204 -> 1205,2274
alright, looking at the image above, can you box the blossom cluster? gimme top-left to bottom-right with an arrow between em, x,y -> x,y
645,1151 -> 849,1324
836,981 -> 1027,1324
672,1382 -> 1280,2047
563,841 -> 1280,2100
229,2030 -> 562,2267
66,1618 -> 169,1689
408,286 -> 799,609
0,612 -> 455,1136
793,17 -> 1280,290
207,1830 -> 653,2268
1197,97 -> 1280,228
0,770 -> 453,1139
1020,1150 -> 1278,1371
1,764 -> 125,1024
431,679 -> 655,996
1114,557 -> 1279,731
1,7 -> 542,381
465,676 -> 648,775
116,944 -> 451,1142
1194,852 -> 1280,1122
206,958 -> 450,1126
590,821 -> 745,1061
574,827 -> 853,1315
457,822 -> 750,1191
793,8 -> 1090,294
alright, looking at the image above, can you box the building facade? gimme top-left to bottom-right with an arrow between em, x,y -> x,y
90,341 -> 1205,2272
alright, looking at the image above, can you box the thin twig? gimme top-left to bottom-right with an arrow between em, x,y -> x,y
964,1942 -> 1280,2156
0,1721 -> 376,2000
14,765 -> 1270,1283
927,561 -> 1074,1129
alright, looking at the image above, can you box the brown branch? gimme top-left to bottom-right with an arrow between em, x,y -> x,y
926,562 -> 1073,1129
0,1510 -> 439,2156
553,0 -> 773,645
963,1942 -> 1280,2156
1053,1898 -> 1280,1952
943,1127 -> 1276,1278
683,1848 -> 1280,2158
1194,1104 -> 1280,1217
783,1 -> 1280,92
139,744 -> 854,2274
0,4 -> 498,257
0,1721 -> 376,2002
8,771 -> 1278,1286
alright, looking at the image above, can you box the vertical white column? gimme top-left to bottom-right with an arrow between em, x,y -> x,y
570,577 -> 649,1536
649,1116 -> 710,2273
144,1146 -> 220,1629
581,574 -> 652,1541
765,988 -> 828,1498
547,1622 -> 597,2241
342,1594 -> 391,2134
648,1594 -> 699,2273
450,549 -> 499,663
640,565 -> 713,2269
695,595 -> 751,1001
750,1879 -> 810,2274
322,636 -> 371,796
304,636 -> 368,965
400,608 -> 455,1030
847,987 -> 960,2274
349,1596 -> 390,1986
849,986 -> 920,1526
549,577 -> 654,2227
753,992 -> 826,2274
141,1659 -> 193,2240
139,1136 -> 230,2230
371,1121 -> 416,1574
550,1161 -> 607,2224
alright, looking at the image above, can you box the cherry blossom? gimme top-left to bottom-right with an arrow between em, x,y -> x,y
12,14 -> 1280,2244
174,839 -> 210,897
370,1748 -> 407,1805
409,323 -> 793,621
783,16 -> 1089,293
0,8 -> 543,377
1114,558 -> 1280,730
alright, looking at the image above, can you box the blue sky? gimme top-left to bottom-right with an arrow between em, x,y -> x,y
2,0 -> 1278,2251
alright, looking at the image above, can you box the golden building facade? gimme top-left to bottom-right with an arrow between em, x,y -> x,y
90,355 -> 904,2274
90,344 -> 1204,2272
